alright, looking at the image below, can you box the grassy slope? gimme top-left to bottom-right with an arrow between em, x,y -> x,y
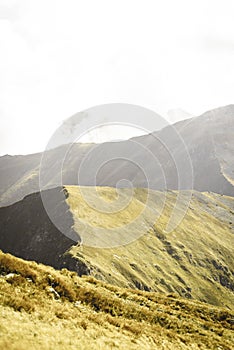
66,186 -> 234,308
0,251 -> 234,350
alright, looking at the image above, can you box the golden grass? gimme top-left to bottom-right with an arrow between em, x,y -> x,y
67,186 -> 147,229
0,251 -> 234,349
65,186 -> 234,309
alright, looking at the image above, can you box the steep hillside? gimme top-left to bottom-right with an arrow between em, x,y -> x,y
0,105 -> 234,206
0,251 -> 233,350
0,186 -> 233,309
0,187 -> 88,275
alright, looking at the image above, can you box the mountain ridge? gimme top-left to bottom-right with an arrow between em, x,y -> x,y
1,105 -> 234,207
0,185 -> 233,309
67,104 -> 234,195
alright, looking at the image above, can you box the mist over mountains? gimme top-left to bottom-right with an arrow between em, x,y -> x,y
0,105 -> 233,303
0,105 -> 234,207
0,104 -> 234,347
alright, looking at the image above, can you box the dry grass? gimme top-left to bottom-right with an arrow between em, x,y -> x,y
0,251 -> 234,349
65,186 -> 234,309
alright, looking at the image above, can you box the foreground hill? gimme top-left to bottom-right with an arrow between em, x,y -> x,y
0,251 -> 234,350
0,186 -> 233,309
0,105 -> 234,207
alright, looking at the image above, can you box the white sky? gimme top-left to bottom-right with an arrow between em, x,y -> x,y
0,0 -> 234,155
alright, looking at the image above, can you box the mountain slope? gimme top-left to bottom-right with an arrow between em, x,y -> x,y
0,251 -> 234,350
0,187 -> 89,275
0,105 -> 234,206
0,186 -> 233,308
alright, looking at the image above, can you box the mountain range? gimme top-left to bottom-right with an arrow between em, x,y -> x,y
0,105 -> 234,349
0,105 -> 234,207
0,105 -> 234,305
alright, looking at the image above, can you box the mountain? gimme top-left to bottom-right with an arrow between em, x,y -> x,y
1,251 -> 234,350
1,185 -> 233,309
0,105 -> 234,207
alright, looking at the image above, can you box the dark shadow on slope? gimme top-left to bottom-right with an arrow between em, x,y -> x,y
0,187 -> 89,276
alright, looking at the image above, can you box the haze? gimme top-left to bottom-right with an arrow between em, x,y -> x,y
0,0 -> 234,155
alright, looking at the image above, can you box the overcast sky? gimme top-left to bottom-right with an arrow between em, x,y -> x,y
0,0 -> 234,155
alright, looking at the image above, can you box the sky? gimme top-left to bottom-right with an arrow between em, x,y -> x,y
0,0 -> 234,155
